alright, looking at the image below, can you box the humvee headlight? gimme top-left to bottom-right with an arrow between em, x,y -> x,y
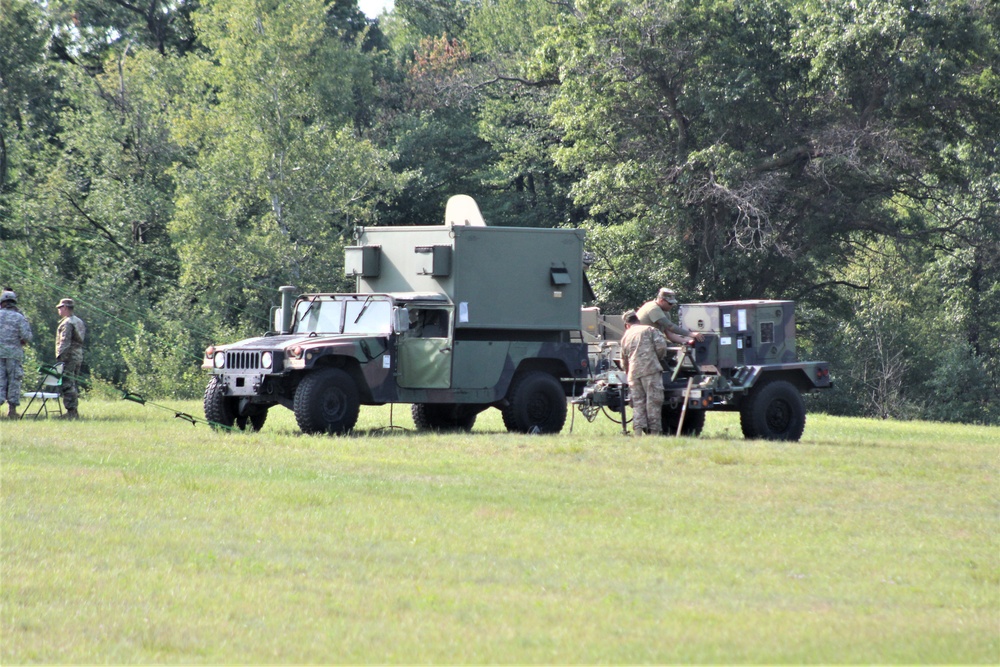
261,351 -> 273,369
214,351 -> 226,369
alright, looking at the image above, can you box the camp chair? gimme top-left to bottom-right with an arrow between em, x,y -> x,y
21,363 -> 64,419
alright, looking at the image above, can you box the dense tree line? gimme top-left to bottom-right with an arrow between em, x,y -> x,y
1,0 -> 997,423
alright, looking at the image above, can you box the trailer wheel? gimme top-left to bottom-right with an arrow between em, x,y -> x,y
204,376 -> 237,429
502,371 -> 567,434
411,403 -> 477,432
662,406 -> 705,436
740,380 -> 806,441
293,368 -> 360,435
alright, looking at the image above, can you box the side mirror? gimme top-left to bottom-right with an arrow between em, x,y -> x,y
271,306 -> 282,333
393,307 -> 410,333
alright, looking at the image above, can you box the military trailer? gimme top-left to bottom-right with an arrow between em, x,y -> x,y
575,300 -> 832,440
202,196 -> 591,434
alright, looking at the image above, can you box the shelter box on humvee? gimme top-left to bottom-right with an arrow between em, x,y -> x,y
679,300 -> 797,369
347,225 -> 587,331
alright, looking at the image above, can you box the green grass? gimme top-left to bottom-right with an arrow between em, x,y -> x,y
2,399 -> 998,663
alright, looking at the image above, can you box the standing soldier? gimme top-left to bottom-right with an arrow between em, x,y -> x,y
637,287 -> 705,344
620,309 -> 669,436
55,298 -> 86,419
0,290 -> 33,419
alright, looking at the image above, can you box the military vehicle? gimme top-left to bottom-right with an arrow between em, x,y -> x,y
202,196 -> 591,435
576,300 -> 832,440
203,195 -> 831,439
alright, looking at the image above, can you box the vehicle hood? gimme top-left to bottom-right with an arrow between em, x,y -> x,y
217,333 -> 386,351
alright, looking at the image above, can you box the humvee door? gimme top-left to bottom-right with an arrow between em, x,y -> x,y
397,307 -> 452,389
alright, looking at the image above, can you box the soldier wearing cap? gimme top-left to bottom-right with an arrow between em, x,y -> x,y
619,309 -> 669,436
0,290 -> 33,419
636,287 -> 704,344
55,298 -> 86,419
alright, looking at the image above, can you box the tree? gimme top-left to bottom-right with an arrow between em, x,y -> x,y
466,0 -> 582,227
2,40 -> 189,386
539,0 -> 998,309
169,0 -> 406,327
0,0 -> 55,199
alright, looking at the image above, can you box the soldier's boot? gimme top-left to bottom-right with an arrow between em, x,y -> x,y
7,404 -> 18,420
62,408 -> 80,420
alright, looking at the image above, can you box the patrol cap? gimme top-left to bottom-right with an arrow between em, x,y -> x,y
622,309 -> 639,324
57,298 -> 75,309
0,290 -> 16,304
657,288 -> 678,304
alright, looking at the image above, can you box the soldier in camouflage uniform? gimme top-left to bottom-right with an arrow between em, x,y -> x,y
55,298 -> 86,419
0,290 -> 33,419
620,309 -> 669,436
637,288 -> 705,344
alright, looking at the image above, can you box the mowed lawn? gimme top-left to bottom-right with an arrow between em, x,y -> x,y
2,399 -> 997,664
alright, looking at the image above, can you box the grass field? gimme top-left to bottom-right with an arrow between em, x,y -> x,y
2,398 -> 998,663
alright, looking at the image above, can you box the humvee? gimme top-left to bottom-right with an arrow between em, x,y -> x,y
576,300 -> 833,440
202,196 -> 591,434
203,195 -> 832,439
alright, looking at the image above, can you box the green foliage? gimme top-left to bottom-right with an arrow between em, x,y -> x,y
2,0 -> 998,424
467,0 -> 581,227
119,320 -> 206,399
809,239 -> 999,424
381,0 -> 472,57
169,0 -> 406,321
923,341 -> 997,424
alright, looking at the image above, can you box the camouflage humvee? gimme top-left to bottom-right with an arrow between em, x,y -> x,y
576,300 -> 833,440
202,196 -> 591,435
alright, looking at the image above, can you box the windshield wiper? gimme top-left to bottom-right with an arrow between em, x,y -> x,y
353,296 -> 374,324
294,296 -> 319,330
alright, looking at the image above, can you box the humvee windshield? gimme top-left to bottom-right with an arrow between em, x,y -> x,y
292,296 -> 393,335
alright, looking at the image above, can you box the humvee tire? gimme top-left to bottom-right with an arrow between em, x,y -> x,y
411,403 -> 477,432
662,406 -> 705,436
740,379 -> 806,441
204,376 -> 237,429
205,375 -> 269,431
501,371 -> 567,434
293,368 -> 361,434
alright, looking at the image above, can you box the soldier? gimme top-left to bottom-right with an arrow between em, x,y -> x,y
3,287 -> 24,315
620,309 -> 669,436
636,287 -> 705,344
0,290 -> 33,419
55,298 -> 86,419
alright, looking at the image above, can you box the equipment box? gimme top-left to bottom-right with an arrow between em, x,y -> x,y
679,300 -> 797,368
349,225 -> 586,331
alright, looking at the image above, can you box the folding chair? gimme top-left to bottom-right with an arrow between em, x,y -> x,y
21,363 -> 64,419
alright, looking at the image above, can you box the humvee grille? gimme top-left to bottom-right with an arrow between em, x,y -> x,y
226,351 -> 261,370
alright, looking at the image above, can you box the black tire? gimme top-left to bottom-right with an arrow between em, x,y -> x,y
501,371 -> 567,434
204,376 -> 236,429
411,403 -> 477,432
740,380 -> 806,441
293,368 -> 361,435
204,376 -> 269,431
662,406 -> 706,436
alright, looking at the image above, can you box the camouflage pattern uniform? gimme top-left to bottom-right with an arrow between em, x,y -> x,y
620,322 -> 668,435
636,299 -> 695,343
55,300 -> 86,413
0,297 -> 33,412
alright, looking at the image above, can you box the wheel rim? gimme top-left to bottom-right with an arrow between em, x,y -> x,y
765,397 -> 792,433
320,389 -> 347,423
526,391 -> 553,425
